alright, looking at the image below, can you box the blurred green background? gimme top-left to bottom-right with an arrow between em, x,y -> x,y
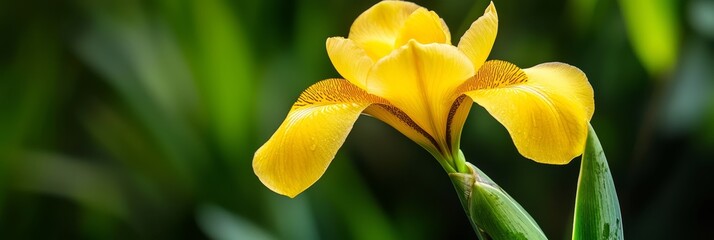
1,0 -> 713,239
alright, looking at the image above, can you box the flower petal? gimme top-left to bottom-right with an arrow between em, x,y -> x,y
461,60 -> 594,164
395,8 -> 451,47
445,95 -> 473,156
326,37 -> 374,89
363,103 -> 442,158
349,0 -> 420,60
369,41 -> 474,149
457,1 -> 498,71
253,79 -> 384,197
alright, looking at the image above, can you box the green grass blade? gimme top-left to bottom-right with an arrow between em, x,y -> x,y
572,124 -> 623,240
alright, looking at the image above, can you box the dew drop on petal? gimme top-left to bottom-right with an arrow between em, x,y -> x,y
310,136 -> 317,151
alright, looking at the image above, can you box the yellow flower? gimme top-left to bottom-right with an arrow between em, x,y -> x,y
253,1 -> 594,197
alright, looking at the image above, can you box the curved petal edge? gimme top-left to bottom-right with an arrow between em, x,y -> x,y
458,1 -> 498,71
253,79 -> 383,197
462,61 -> 594,164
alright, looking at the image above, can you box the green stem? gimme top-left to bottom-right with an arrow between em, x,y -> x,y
454,150 -> 469,173
429,149 -> 457,173
437,157 -> 456,173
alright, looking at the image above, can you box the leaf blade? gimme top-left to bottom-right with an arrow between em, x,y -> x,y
572,124 -> 623,240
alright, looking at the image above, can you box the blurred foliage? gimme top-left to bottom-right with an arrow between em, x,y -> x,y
619,0 -> 679,77
1,0 -> 712,239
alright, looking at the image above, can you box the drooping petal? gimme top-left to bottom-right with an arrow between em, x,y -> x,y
395,8 -> 451,47
363,104 -> 442,157
457,1 -> 498,71
326,37 -> 374,89
348,0 -> 420,60
253,79 -> 385,197
369,41 -> 475,148
460,60 -> 594,164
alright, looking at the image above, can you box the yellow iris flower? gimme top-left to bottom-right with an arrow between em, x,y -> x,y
254,1 -> 594,197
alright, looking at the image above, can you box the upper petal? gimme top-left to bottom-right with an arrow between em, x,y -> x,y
349,0 -> 420,60
253,79 -> 385,197
326,37 -> 374,89
369,41 -> 475,148
457,1 -> 498,71
394,8 -> 451,47
460,60 -> 594,164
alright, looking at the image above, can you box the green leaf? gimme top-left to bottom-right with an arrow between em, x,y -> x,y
10,152 -> 129,219
192,0 -> 254,160
75,5 -> 207,185
572,124 -> 623,240
619,0 -> 679,77
197,204 -> 276,240
450,162 -> 546,240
